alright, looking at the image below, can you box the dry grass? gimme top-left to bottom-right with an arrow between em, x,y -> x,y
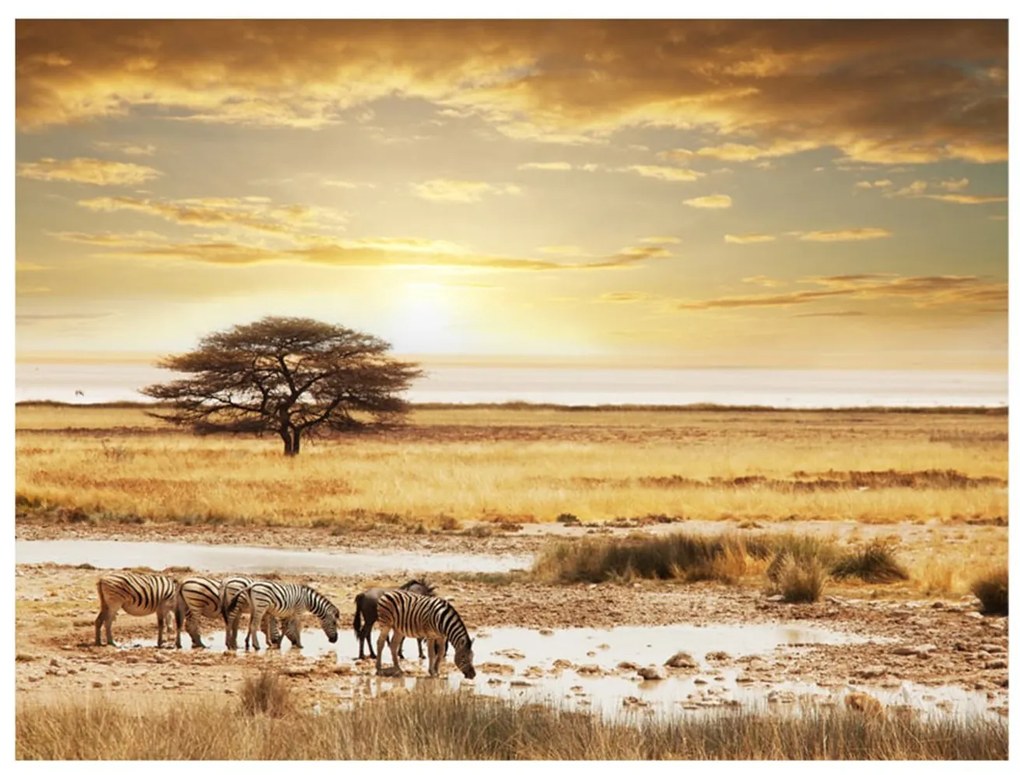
830,540 -> 910,583
971,567 -> 1008,615
16,688 -> 1007,760
15,404 -> 1008,528
239,668 -> 292,717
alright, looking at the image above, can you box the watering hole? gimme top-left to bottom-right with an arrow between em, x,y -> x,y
124,622 -> 1002,721
15,539 -> 531,575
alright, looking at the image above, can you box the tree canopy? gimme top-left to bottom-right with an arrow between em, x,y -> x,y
141,317 -> 422,455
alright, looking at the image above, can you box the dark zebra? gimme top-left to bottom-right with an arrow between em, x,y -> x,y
353,579 -> 437,660
225,581 -> 339,651
375,590 -> 475,678
180,575 -> 291,649
94,571 -> 184,648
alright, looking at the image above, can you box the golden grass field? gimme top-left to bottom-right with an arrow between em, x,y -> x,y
16,403 -> 1008,529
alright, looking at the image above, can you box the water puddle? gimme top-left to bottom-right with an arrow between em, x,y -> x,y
128,621 -> 1002,721
15,539 -> 529,575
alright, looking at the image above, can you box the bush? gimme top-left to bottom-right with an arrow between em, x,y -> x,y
831,540 -> 909,583
774,559 -> 827,603
239,668 -> 292,718
971,567 -> 1008,615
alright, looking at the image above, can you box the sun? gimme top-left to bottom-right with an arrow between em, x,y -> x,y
388,281 -> 460,354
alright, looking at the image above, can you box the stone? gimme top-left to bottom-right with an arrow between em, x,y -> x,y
637,665 -> 665,680
664,651 -> 697,669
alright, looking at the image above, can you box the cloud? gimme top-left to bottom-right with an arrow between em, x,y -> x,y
599,291 -> 656,303
518,161 -> 574,171
923,193 -> 1007,205
683,194 -> 732,209
17,157 -> 161,186
792,227 -> 891,242
50,230 -> 169,247
678,274 -> 1005,311
668,139 -> 817,163
93,141 -> 156,156
77,195 -> 346,236
16,20 -> 1006,164
538,245 -> 587,256
17,312 -> 113,323
640,236 -> 681,244
742,275 -> 785,287
622,165 -> 702,183
15,261 -> 51,272
725,233 -> 775,244
412,179 -> 522,203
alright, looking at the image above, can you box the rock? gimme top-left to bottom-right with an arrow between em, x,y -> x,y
664,651 -> 697,669
552,659 -> 574,670
92,681 -> 103,688
617,661 -> 639,671
984,660 -> 1008,670
979,643 -> 1007,654
855,665 -> 887,679
479,662 -> 515,675
538,629 -> 554,636
576,664 -> 602,676
637,665 -> 665,680
705,651 -> 731,662
509,680 -> 532,688
494,649 -> 525,660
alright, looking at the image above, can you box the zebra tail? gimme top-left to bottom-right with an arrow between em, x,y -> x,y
352,593 -> 364,636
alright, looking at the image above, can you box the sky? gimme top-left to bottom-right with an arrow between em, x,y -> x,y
13,18 -> 1009,370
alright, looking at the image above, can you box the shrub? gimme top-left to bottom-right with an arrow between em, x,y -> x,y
239,668 -> 292,717
971,567 -> 1008,615
831,540 -> 909,583
774,559 -> 827,603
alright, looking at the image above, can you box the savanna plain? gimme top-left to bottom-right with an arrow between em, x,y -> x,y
14,403 -> 1009,759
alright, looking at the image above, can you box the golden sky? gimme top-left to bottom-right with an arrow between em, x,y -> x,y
14,19 -> 1008,369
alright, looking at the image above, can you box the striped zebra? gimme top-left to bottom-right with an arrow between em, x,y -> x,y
375,590 -> 476,678
179,576 -> 290,649
216,576 -> 298,650
94,571 -> 184,648
225,581 -> 339,651
353,578 -> 437,660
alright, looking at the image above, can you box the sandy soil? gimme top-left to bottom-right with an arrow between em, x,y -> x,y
14,521 -> 1008,718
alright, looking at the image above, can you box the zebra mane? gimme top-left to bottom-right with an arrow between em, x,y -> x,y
401,578 -> 436,595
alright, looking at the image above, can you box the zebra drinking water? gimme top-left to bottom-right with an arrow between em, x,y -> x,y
353,578 -> 437,660
94,571 -> 184,648
374,589 -> 475,679
225,581 -> 340,651
180,575 -> 292,649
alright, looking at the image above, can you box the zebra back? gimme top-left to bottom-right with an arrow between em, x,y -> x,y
98,571 -> 178,612
180,576 -> 221,620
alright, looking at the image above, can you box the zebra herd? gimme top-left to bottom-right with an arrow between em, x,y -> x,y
92,571 -> 475,679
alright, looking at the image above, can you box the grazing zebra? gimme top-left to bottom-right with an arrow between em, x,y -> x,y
375,590 -> 475,679
216,576 -> 297,650
180,576 -> 290,649
353,579 -> 437,660
225,581 -> 340,651
94,571 -> 184,648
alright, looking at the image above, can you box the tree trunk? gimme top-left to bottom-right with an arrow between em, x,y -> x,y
292,430 -> 301,456
280,429 -> 296,456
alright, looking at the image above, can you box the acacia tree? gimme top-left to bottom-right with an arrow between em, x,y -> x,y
141,317 -> 422,456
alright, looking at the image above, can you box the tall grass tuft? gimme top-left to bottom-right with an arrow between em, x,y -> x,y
531,532 -> 761,584
971,566 -> 1008,615
239,668 -> 292,717
15,691 -> 1008,760
831,540 -> 909,583
772,559 -> 828,603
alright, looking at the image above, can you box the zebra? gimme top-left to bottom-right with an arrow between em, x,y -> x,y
353,579 -> 437,660
179,575 -> 293,649
94,571 -> 184,648
225,581 -> 340,651
216,576 -> 298,650
374,590 -> 476,679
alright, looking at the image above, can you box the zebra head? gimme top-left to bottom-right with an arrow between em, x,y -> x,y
454,637 -> 475,679
320,601 -> 340,644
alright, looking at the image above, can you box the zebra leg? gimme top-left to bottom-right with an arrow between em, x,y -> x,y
426,639 -> 439,676
375,625 -> 392,675
417,637 -> 426,659
94,604 -> 110,646
391,634 -> 406,674
186,613 -> 205,649
156,610 -> 165,648
288,619 -> 303,648
248,609 -> 262,651
105,608 -> 117,647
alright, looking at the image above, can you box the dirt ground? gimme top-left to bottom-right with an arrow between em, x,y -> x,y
14,520 -> 1009,716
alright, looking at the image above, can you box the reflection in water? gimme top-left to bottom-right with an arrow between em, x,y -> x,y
128,621 -> 1001,721
15,538 -> 529,575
